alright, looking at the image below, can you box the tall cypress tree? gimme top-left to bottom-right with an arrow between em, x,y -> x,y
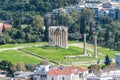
114,31 -> 119,42
2,24 -> 6,32
104,54 -> 110,66
104,28 -> 110,42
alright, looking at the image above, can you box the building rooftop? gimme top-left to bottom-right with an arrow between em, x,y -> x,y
14,71 -> 33,78
48,66 -> 87,76
0,22 -> 12,32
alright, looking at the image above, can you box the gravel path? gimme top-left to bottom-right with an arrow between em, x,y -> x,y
0,45 -> 41,52
69,43 -> 94,52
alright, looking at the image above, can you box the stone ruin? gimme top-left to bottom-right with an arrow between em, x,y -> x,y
48,26 -> 68,49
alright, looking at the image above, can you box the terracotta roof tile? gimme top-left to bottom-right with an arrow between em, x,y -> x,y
48,66 -> 87,76
0,23 -> 12,32
3,23 -> 12,28
48,69 -> 72,76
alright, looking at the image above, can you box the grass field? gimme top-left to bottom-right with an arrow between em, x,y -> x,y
23,45 -> 99,64
24,46 -> 84,63
0,41 -> 119,65
0,42 -> 46,49
69,41 -> 119,59
97,47 -> 119,59
23,43 -> 120,64
0,50 -> 41,64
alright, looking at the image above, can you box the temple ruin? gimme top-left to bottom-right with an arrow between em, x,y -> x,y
83,33 -> 98,58
48,26 -> 68,48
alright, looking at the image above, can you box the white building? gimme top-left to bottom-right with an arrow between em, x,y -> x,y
47,68 -> 79,80
115,54 -> 120,68
86,70 -> 120,80
33,65 -> 88,80
97,8 -> 109,17
0,71 -> 6,77
103,2 -> 112,8
48,66 -> 88,80
34,65 -> 50,80
14,71 -> 33,80
85,0 -> 111,2
111,0 -> 120,2
75,5 -> 85,10
109,8 -> 120,20
85,3 -> 102,9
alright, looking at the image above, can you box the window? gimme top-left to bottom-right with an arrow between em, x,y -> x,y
79,73 -> 83,78
52,77 -> 54,80
62,77 -> 64,80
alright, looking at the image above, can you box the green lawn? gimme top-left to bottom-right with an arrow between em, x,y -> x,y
85,43 -> 119,59
0,50 -> 41,64
0,41 -> 119,65
97,47 -> 119,59
23,43 -> 120,64
0,42 -> 46,49
69,41 -> 120,60
24,46 -> 84,63
68,40 -> 80,44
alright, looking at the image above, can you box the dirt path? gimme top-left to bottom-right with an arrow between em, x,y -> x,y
70,60 -> 104,66
69,43 -> 103,55
69,43 -> 94,52
0,45 -> 41,52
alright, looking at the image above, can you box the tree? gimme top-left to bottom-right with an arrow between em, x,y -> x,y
44,14 -> 52,41
13,30 -> 25,39
40,60 -> 50,65
0,33 -> 6,45
0,60 -> 14,77
32,15 -> 44,31
104,54 -> 111,66
25,33 -> 35,42
104,28 -> 110,42
89,22 -> 94,38
24,25 -> 33,33
2,25 -> 6,32
100,16 -> 111,27
16,62 -> 26,71
114,31 -> 119,42
58,12 -> 74,27
17,17 -> 22,29
80,9 -> 94,35
80,16 -> 86,34
88,65 -> 100,74
25,64 -> 36,71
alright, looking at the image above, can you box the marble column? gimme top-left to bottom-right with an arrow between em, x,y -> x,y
62,29 -> 65,48
65,28 -> 68,48
48,28 -> 50,46
53,29 -> 55,46
60,28 -> 62,47
58,29 -> 61,47
94,35 -> 97,58
84,34 -> 87,55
